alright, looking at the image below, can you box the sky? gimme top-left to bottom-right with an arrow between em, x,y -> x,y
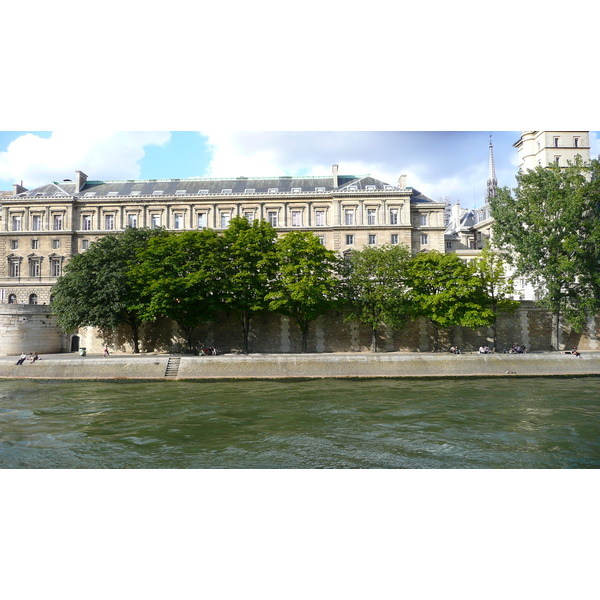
2,130 -> 599,207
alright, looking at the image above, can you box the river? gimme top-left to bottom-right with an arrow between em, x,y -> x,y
1,377 -> 599,468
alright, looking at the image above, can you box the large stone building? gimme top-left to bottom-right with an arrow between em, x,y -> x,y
0,165 -> 446,306
514,131 -> 591,170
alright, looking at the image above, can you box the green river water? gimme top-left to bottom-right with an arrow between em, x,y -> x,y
1,377 -> 599,468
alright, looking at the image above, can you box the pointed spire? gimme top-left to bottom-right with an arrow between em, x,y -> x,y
486,134 -> 498,201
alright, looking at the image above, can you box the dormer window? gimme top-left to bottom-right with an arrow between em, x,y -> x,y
107,192 -> 118,197
84,192 -> 96,197
152,190 -> 164,195
315,187 -> 325,193
221,189 -> 232,194
291,187 -> 301,193
244,189 -> 255,194
365,185 -> 376,191
198,190 -> 209,195
130,191 -> 141,196
268,188 -> 278,194
176,190 -> 187,195
346,185 -> 358,192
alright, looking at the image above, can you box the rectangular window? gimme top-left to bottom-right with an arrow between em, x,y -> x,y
50,259 -> 61,277
315,210 -> 326,227
420,234 -> 429,245
368,234 -> 376,245
11,215 -> 21,231
419,214 -> 428,226
82,215 -> 92,230
10,240 -> 18,250
105,215 -> 115,230
30,259 -> 40,277
554,137 -> 560,147
52,239 -> 60,249
555,155 -> 561,165
53,215 -> 63,230
367,209 -> 376,225
31,240 -> 39,250
9,260 -> 19,277
244,212 -> 254,224
574,137 -> 579,148
390,234 -> 398,245
344,209 -> 354,226
318,236 -> 325,245
389,209 -> 399,225
346,234 -> 354,245
291,210 -> 302,227
32,215 -> 41,231
197,213 -> 207,228
268,212 -> 277,227
81,239 -> 89,250
151,214 -> 161,229
446,241 -> 452,249
220,212 -> 231,228
128,214 -> 138,228
174,213 -> 183,229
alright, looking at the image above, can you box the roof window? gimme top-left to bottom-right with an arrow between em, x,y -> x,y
107,192 -> 119,196
175,190 -> 186,195
291,187 -> 301,193
152,190 -> 164,195
222,189 -> 232,194
315,187 -> 326,193
83,192 -> 96,197
244,189 -> 255,194
198,190 -> 209,195
365,185 -> 376,191
130,191 -> 141,196
268,188 -> 278,194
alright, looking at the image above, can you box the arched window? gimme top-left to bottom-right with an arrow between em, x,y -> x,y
29,294 -> 38,305
8,294 -> 17,304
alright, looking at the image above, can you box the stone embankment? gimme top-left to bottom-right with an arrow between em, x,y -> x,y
1,351 -> 600,380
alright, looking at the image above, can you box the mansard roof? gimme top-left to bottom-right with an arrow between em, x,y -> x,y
10,172 -> 439,204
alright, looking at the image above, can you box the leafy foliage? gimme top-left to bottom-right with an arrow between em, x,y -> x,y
267,231 -> 340,352
490,157 -> 600,346
51,227 -> 160,353
220,217 -> 278,353
339,244 -> 412,352
407,251 -> 495,351
130,229 -> 225,352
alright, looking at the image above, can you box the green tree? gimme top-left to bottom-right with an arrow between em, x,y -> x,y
130,229 -> 225,353
339,244 -> 413,352
472,246 -> 520,351
51,227 -> 160,353
266,231 -> 339,353
490,157 -> 600,349
221,217 -> 278,353
407,251 -> 495,351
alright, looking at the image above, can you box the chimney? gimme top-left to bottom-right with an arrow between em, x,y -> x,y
75,170 -> 88,193
332,164 -> 339,189
13,183 -> 28,196
398,174 -> 407,188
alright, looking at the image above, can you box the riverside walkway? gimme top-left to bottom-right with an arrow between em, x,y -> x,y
1,351 -> 600,380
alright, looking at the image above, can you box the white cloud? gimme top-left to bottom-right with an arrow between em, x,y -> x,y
199,130 -> 505,203
0,131 -> 171,189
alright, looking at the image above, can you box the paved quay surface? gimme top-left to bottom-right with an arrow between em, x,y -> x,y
1,351 -> 600,380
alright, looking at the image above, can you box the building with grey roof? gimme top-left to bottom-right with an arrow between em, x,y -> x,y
0,164 -> 446,306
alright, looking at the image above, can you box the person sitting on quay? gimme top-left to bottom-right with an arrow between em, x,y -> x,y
15,352 -> 27,366
30,352 -> 40,363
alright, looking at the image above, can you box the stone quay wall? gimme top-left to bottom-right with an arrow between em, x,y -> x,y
1,301 -> 599,356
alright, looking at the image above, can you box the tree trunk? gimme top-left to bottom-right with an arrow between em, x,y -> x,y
371,328 -> 378,353
241,311 -> 251,354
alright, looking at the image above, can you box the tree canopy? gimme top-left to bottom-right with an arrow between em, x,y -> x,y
490,157 -> 600,348
267,231 -> 340,353
51,227 -> 161,353
339,244 -> 412,352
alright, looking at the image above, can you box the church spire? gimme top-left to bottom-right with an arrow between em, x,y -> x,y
486,134 -> 498,201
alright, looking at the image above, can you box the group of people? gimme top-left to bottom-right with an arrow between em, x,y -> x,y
505,344 -> 527,354
562,346 -> 582,357
449,346 -> 462,354
478,346 -> 491,354
15,352 -> 40,365
201,346 -> 219,356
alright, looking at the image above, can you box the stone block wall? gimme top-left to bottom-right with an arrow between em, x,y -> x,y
2,302 -> 599,355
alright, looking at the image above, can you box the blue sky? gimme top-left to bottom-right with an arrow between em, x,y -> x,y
3,130 -> 598,206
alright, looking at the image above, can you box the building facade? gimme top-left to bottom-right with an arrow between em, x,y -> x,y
514,131 -> 591,170
0,165 -> 447,305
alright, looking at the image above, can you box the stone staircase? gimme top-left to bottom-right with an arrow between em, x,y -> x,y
164,356 -> 181,378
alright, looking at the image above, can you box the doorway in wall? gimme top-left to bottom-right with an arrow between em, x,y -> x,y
70,336 -> 80,352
